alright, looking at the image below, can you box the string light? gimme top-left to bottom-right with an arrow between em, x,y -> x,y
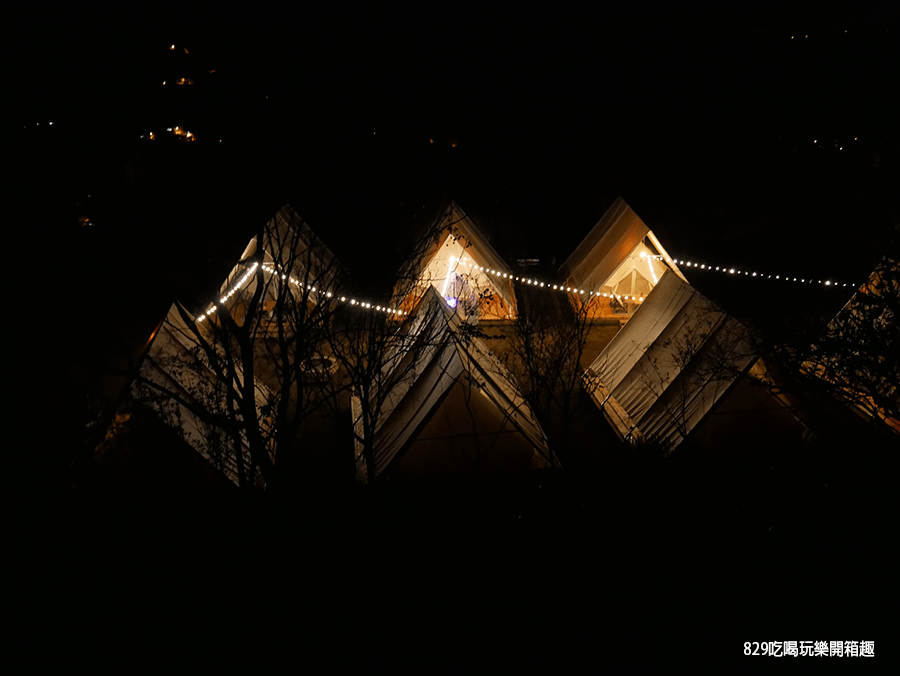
445,252 -> 852,313
671,258 -> 849,287
448,256 -> 647,305
197,247 -> 853,326
197,261 -> 408,322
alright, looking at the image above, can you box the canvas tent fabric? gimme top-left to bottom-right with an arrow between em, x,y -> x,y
257,204 -> 339,293
397,202 -> 517,321
353,287 -> 551,484
559,197 -> 762,449
126,303 -> 274,486
108,205 -> 335,487
560,197 -> 687,296
208,204 -> 340,324
583,266 -> 757,450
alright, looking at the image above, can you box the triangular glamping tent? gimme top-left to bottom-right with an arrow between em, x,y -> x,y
198,204 -> 341,330
583,269 -> 758,449
125,302 -> 273,486
559,197 -> 687,321
396,202 -> 517,321
104,205 -> 338,486
568,198 -> 807,451
352,287 -> 552,484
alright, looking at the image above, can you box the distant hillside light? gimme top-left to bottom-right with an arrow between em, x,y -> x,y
170,44 -> 175,50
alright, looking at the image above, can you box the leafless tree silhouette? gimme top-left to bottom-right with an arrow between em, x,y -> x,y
503,287 -> 593,465
125,206 -> 344,492
793,255 -> 899,434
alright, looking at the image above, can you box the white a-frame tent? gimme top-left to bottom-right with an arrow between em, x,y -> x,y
352,287 -> 552,484
583,269 -> 757,449
113,205 -> 338,486
560,197 -> 688,321
396,202 -> 518,321
126,302 -> 274,486
566,198 -> 800,451
199,204 -> 341,328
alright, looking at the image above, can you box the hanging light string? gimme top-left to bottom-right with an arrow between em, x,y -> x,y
450,253 -> 853,306
197,262 -> 408,322
450,255 -> 651,302
198,250 -> 854,324
670,258 -> 851,287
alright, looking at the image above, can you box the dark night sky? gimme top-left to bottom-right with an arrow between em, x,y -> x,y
12,3 -> 899,334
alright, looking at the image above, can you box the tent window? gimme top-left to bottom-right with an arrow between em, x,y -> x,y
581,236 -> 671,321
598,238 -> 667,298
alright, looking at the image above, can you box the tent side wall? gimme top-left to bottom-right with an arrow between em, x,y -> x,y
584,272 -> 757,450
354,287 -> 551,483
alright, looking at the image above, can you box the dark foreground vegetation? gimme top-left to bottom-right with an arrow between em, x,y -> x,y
21,421 -> 893,672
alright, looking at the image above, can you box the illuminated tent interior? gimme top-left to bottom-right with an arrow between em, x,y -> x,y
352,287 -> 551,484
560,197 -> 686,322
397,202 -> 517,321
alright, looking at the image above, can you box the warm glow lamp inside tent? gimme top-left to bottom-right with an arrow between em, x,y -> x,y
400,203 -> 517,320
